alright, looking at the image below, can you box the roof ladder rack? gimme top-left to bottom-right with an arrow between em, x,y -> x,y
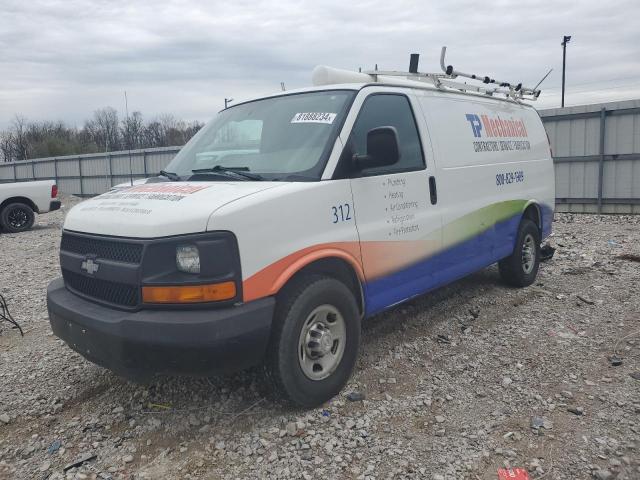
361,46 -> 542,102
439,46 -> 541,101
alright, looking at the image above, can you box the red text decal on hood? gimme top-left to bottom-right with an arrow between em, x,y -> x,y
125,184 -> 210,195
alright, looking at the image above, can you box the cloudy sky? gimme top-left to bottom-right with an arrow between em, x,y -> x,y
1,0 -> 639,129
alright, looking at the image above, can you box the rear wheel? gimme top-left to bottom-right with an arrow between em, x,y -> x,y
0,202 -> 35,233
265,275 -> 361,408
498,219 -> 540,287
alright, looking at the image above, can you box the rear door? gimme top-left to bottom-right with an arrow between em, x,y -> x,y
345,90 -> 442,315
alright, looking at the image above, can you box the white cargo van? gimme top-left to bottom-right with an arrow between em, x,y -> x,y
47,52 -> 554,407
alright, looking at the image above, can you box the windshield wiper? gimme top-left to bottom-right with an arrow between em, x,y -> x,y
159,170 -> 180,181
191,165 -> 263,181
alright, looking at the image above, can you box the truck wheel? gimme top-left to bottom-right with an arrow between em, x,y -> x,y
266,275 -> 361,408
0,202 -> 35,233
498,219 -> 540,287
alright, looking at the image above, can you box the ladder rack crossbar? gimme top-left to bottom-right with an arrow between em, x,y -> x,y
362,47 -> 542,103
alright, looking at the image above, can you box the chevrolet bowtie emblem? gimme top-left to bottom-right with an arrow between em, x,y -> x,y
81,258 -> 100,275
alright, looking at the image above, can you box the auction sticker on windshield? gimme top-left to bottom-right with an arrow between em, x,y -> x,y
291,112 -> 337,124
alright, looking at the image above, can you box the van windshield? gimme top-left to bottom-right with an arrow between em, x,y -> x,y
165,90 -> 354,181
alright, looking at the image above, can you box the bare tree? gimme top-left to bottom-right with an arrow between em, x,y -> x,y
158,114 -> 185,146
11,115 -> 30,160
84,107 -> 120,152
121,111 -> 144,150
142,114 -> 190,147
0,131 -> 15,162
0,107 -> 202,162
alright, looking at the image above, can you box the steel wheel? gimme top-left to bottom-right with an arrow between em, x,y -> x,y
499,219 -> 540,288
521,233 -> 536,274
266,275 -> 361,407
298,304 -> 346,381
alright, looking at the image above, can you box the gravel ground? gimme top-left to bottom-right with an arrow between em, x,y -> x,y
0,196 -> 639,480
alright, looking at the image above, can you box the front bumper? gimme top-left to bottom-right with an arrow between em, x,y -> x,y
47,278 -> 275,376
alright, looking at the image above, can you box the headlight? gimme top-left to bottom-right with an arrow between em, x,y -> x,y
176,244 -> 200,274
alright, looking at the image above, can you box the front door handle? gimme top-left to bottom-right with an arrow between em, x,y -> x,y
429,176 -> 437,205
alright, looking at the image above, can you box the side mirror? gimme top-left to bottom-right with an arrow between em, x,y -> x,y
352,126 -> 400,170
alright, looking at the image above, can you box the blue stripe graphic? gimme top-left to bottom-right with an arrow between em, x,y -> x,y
363,213 -> 523,316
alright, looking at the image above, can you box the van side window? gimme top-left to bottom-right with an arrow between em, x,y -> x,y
350,94 -> 424,175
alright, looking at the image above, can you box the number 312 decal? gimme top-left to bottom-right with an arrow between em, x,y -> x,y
331,204 -> 352,223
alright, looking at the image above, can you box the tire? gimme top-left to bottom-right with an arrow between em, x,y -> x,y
0,202 -> 35,233
265,275 -> 361,408
498,218 -> 541,287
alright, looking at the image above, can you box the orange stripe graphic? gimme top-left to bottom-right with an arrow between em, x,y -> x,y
242,239 -> 440,302
243,242 -> 364,302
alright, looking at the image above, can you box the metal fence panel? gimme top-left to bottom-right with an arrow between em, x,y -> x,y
56,158 -> 80,178
33,160 -> 56,179
15,163 -> 32,179
82,156 -> 109,176
0,164 -> 13,180
0,148 -> 181,196
540,99 -> 640,214
57,178 -> 81,195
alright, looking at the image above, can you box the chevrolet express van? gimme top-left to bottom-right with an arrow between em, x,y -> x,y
47,60 -> 554,407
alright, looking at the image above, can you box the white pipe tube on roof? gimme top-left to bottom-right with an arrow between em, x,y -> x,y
311,65 -> 374,86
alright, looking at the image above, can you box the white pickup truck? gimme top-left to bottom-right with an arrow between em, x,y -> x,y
0,180 -> 61,233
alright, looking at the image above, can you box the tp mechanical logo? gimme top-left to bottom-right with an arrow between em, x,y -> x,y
465,113 -> 529,139
81,257 -> 100,275
465,114 -> 483,137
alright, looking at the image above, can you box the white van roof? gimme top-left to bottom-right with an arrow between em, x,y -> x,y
228,76 -> 536,113
310,65 -> 539,106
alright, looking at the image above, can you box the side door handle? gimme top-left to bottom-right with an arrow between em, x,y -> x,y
428,176 -> 437,205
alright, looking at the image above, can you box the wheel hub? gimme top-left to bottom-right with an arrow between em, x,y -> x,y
306,324 -> 334,357
298,305 -> 346,381
8,208 -> 28,229
521,233 -> 536,274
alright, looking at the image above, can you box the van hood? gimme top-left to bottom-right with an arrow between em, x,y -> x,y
64,181 -> 286,238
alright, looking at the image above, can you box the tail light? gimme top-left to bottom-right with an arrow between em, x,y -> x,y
51,184 -> 58,198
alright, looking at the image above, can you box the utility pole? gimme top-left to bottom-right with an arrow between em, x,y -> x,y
224,98 -> 234,109
561,35 -> 571,108
124,91 -> 133,186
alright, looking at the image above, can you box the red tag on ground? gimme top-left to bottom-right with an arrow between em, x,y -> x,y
497,468 -> 530,480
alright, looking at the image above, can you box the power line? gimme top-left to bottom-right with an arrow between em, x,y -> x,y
543,81 -> 640,97
543,75 -> 640,92
560,95 -> 640,108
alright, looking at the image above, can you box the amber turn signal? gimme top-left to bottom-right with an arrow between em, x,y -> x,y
142,282 -> 236,304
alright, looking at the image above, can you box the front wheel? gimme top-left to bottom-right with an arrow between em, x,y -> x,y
498,219 -> 541,287
0,202 -> 35,233
265,275 -> 361,408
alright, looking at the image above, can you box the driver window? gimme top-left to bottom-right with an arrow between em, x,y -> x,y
350,94 -> 424,176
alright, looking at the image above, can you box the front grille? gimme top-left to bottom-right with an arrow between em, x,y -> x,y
61,233 -> 143,264
62,269 -> 139,307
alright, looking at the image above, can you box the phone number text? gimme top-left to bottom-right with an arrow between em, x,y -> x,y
496,170 -> 524,186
